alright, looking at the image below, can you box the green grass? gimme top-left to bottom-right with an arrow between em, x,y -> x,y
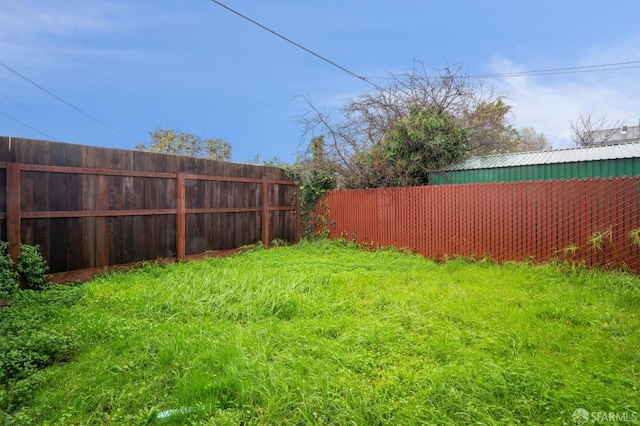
1,240 -> 639,425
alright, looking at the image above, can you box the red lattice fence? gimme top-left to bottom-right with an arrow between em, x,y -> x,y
320,178 -> 640,273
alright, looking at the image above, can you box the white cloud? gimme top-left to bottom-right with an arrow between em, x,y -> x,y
0,3 -> 122,35
0,1 -> 203,68
489,46 -> 640,148
0,2 -> 134,70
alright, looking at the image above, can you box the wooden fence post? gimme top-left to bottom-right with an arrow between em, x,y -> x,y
176,172 -> 186,260
6,162 -> 21,265
295,185 -> 301,243
262,175 -> 269,247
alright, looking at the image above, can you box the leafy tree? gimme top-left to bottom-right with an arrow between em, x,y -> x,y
359,106 -> 470,187
464,99 -> 549,156
464,99 -> 515,155
135,127 -> 232,160
512,127 -> 548,153
300,65 -> 483,188
300,63 -> 547,188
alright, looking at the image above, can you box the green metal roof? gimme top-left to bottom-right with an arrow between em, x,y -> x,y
441,141 -> 640,171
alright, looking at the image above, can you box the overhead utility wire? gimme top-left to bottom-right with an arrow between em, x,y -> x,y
0,61 -> 137,143
0,111 -> 59,141
208,0 -> 384,91
209,1 -> 638,90
0,91 -> 67,131
470,60 -> 640,78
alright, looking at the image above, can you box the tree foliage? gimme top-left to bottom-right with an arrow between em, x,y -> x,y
135,128 -> 232,161
286,136 -> 337,237
512,127 -> 548,153
353,106 -> 470,187
300,64 -> 548,189
465,99 -> 548,156
464,99 -> 514,155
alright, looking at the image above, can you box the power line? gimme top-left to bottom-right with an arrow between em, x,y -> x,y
208,0 -> 384,91
0,60 -> 138,143
210,1 -> 640,92
0,110 -> 59,141
470,60 -> 640,79
0,91 -> 67,131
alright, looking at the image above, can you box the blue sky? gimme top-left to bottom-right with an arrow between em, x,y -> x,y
1,1 -> 639,163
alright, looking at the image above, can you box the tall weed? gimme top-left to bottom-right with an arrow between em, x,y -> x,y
2,240 -> 639,424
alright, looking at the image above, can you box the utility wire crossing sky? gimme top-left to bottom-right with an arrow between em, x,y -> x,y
0,1 -> 638,162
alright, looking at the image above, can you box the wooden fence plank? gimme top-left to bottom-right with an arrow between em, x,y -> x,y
0,166 -> 6,241
94,149 -> 111,266
65,142 -> 83,272
18,142 -> 35,252
33,145 -> 51,264
176,172 -> 186,260
49,142 -> 68,272
81,146 -> 97,268
6,163 -> 21,264
262,175 -> 269,246
109,149 -> 124,265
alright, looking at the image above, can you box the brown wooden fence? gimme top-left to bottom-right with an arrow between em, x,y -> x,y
320,178 -> 640,273
0,137 -> 299,281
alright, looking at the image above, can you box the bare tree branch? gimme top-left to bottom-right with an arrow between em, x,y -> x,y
570,113 -> 626,147
299,62 -> 546,188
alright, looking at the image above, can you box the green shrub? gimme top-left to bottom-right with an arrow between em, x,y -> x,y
631,228 -> 640,248
0,242 -> 19,298
0,286 -> 84,408
17,245 -> 50,290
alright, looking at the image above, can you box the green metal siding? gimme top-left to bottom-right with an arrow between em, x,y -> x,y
430,158 -> 640,185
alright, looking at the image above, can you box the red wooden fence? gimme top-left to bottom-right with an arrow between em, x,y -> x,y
320,178 -> 640,273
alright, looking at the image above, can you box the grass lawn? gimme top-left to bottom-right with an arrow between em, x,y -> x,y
1,240 -> 639,425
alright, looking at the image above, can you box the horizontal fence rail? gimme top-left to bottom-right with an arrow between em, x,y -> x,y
0,138 -> 299,282
320,178 -> 640,274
